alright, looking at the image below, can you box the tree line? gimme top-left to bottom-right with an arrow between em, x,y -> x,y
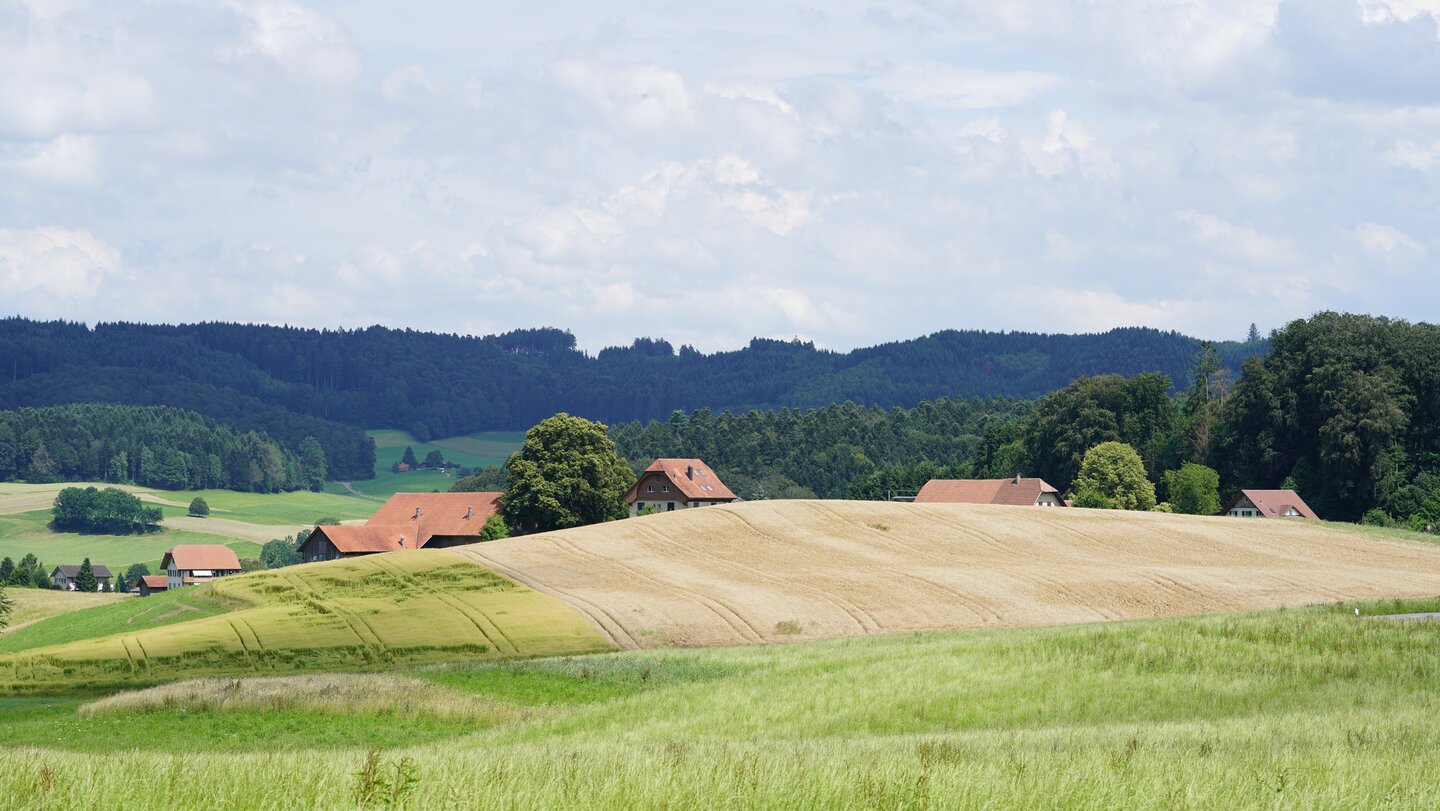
0,317 -> 1263,449
0,404 -> 324,493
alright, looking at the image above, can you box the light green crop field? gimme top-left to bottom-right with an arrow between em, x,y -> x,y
2,600 -> 1440,808
326,429 -> 522,499
0,510 -> 261,573
0,550 -> 608,691
0,588 -> 125,637
0,482 -> 375,525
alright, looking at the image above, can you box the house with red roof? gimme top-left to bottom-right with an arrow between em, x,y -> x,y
915,477 -> 1067,507
162,545 -> 243,589
1225,489 -> 1318,520
136,575 -> 169,597
297,491 -> 504,562
624,459 -> 737,517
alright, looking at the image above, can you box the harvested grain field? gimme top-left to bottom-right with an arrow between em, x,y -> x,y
457,500 -> 1440,648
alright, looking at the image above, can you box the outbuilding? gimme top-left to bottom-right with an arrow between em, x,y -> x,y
136,575 -> 169,596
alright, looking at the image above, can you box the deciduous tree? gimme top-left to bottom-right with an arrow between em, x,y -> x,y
1072,442 -> 1156,511
502,414 -> 635,533
1163,463 -> 1222,516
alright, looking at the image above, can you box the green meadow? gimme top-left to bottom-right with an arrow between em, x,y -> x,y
0,509 -> 260,574
326,429 -> 523,499
3,600 -> 1440,808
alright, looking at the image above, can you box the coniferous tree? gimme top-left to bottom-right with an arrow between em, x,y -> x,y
73,558 -> 97,593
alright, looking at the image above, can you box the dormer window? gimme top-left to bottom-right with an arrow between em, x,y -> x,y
646,485 -> 654,493
661,485 -> 669,493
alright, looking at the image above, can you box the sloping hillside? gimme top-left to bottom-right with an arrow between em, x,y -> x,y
459,501 -> 1440,648
0,551 -> 607,690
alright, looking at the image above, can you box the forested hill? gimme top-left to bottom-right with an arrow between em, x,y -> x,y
0,318 -> 1264,447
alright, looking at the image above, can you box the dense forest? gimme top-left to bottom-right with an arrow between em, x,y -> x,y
609,398 -> 1030,499
0,319 -> 1262,462
0,404 -> 320,492
608,313 -> 1440,525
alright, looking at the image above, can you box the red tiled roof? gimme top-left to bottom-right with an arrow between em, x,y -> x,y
309,525 -> 419,554
914,478 -> 1063,506
161,545 -> 242,572
626,459 -> 736,502
1229,489 -> 1319,520
366,492 -> 503,545
140,575 -> 169,590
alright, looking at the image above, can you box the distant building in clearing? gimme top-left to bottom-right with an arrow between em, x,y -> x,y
162,545 -> 243,589
136,575 -> 169,597
50,565 -> 113,591
297,492 -> 505,563
915,477 -> 1067,507
625,459 -> 738,517
1225,489 -> 1318,520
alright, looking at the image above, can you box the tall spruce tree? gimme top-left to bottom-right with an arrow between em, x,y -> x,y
73,558 -> 98,593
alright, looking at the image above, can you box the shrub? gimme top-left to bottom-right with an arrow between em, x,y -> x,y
188,497 -> 210,517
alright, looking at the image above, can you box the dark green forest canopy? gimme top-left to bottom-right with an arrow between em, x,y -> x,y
609,398 -> 1031,499
0,318 -> 1263,451
1213,312 -> 1440,523
0,404 -> 316,493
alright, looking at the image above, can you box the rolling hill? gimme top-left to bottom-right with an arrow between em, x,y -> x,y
460,500 -> 1440,647
6,500 -> 1440,691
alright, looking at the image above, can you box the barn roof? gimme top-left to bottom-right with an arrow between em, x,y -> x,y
51,564 -> 113,578
367,492 -> 503,544
626,459 -> 736,502
914,478 -> 1063,506
1229,489 -> 1319,520
307,525 -> 420,554
161,545 -> 242,572
140,575 -> 169,589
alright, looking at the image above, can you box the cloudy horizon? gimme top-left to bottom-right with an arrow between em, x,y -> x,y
2,0 -> 1437,352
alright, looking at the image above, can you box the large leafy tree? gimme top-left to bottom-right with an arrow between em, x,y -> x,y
1164,462 -> 1221,515
1072,442 -> 1156,511
502,414 -> 635,533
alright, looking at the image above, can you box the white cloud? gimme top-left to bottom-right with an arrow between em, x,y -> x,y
551,60 -> 693,130
0,134 -> 102,187
0,227 -> 122,301
224,1 -> 361,86
871,63 -> 1060,109
1356,221 -> 1426,257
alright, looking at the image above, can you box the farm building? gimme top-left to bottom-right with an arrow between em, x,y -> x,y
624,458 -> 738,517
136,575 -> 169,596
297,492 -> 504,562
50,565 -> 113,591
1225,489 -> 1318,519
162,545 -> 243,588
915,477 -> 1067,507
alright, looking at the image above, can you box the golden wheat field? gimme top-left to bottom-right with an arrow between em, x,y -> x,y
458,500 -> 1440,648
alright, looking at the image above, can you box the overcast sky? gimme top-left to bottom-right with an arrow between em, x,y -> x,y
1,1 -> 1437,352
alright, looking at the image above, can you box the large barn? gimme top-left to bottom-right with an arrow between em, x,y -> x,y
298,491 -> 504,563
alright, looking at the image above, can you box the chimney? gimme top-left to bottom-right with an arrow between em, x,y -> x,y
1014,474 -> 1021,485
398,536 -> 406,548
466,506 -> 474,520
686,465 -> 695,480
413,507 -> 422,519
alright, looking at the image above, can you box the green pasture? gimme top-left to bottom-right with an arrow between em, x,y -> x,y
4,600 -> 1440,808
325,429 -> 522,499
0,550 -> 607,691
0,510 -> 260,574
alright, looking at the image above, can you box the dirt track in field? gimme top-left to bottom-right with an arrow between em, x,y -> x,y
456,500 -> 1440,648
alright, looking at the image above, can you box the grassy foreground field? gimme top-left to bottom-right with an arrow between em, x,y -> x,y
2,600 -> 1439,808
0,589 -> 124,638
0,550 -> 608,690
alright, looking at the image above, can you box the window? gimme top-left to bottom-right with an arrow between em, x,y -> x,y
646,485 -> 653,493
667,502 -> 676,511
662,485 -> 669,492
637,502 -> 645,510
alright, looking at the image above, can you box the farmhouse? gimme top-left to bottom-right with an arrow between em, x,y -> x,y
297,492 -> 505,562
1225,489 -> 1318,519
162,545 -> 243,589
136,575 -> 169,596
624,458 -> 737,517
915,477 -> 1067,507
50,565 -> 113,591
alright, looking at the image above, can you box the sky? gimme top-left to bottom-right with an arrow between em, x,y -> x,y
1,0 -> 1437,353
